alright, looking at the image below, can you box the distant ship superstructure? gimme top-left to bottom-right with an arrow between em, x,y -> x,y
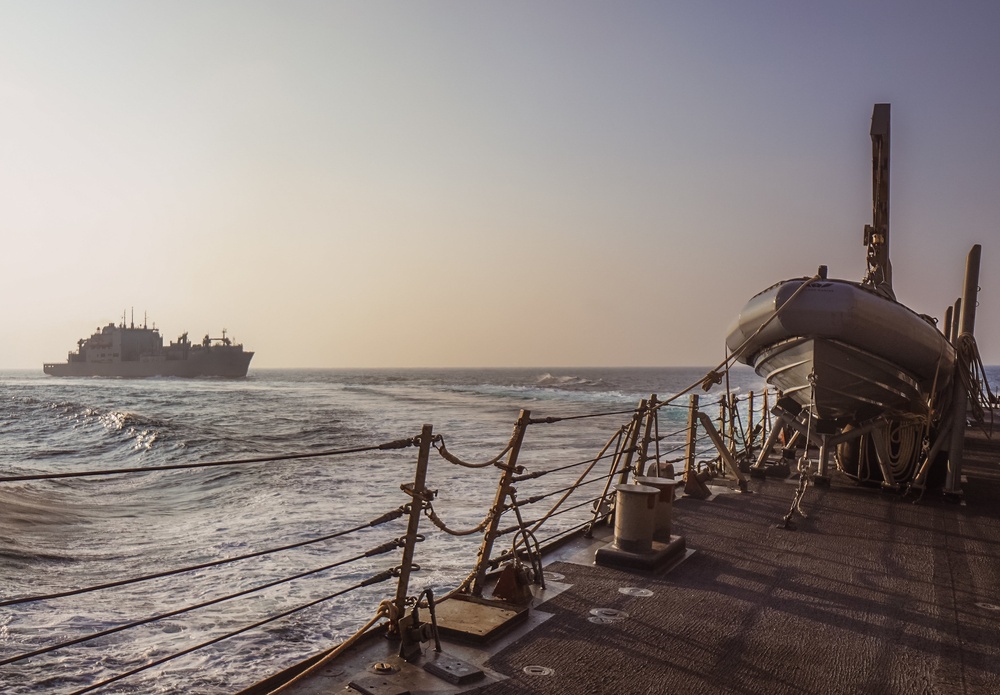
44,318 -> 253,377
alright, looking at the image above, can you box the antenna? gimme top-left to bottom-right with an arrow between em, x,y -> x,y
862,103 -> 893,299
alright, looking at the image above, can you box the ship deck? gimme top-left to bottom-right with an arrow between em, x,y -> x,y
248,418 -> 1000,695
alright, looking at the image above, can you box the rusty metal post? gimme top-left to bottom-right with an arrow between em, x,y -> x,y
951,298 -> 962,344
944,305 -> 954,343
718,397 -> 726,451
637,394 -> 658,476
945,377 -> 968,497
945,244 -> 982,497
696,411 -> 748,489
728,393 -> 738,455
617,399 -> 646,484
959,244 -> 982,337
392,424 -> 434,632
747,391 -> 755,452
751,411 -> 786,470
816,436 -> 830,480
684,394 -> 699,477
585,427 -> 632,537
763,389 -> 771,442
863,103 -> 892,294
470,410 -> 530,596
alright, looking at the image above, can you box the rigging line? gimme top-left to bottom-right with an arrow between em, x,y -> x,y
660,442 -> 691,457
648,274 -> 823,413
1,541 -> 401,667
0,439 -> 417,483
0,508 -> 404,608
520,471 -> 623,505
519,461 -> 621,545
424,503 -> 492,537
263,604 -> 390,695
655,401 -> 691,410
543,495 -> 610,517
527,407 -> 639,424
434,435 -> 513,469
658,424 -> 694,440
512,449 -> 619,480
496,495 -> 606,536
66,571 -> 395,695
535,517 -> 596,547
731,397 -> 749,449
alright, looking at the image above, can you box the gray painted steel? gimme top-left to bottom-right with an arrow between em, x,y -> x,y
726,278 -> 954,423
43,322 -> 253,377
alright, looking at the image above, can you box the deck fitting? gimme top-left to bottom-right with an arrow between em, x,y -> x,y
588,608 -> 629,624
595,534 -> 686,572
422,652 -> 484,685
432,594 -> 529,645
618,587 -> 654,597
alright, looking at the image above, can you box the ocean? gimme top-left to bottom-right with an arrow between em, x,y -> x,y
1,365 -> 994,694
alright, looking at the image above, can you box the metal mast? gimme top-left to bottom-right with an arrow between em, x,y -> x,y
862,103 -> 893,299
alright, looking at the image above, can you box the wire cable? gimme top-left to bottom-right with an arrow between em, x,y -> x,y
0,508 -> 404,608
1,541 -> 404,667
66,571 -> 396,695
0,439 -> 417,483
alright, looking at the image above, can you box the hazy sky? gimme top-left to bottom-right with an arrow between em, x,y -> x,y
3,1 -> 999,368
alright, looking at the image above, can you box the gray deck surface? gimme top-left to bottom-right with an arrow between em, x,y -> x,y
257,424 -> 1000,695
473,427 -> 1000,695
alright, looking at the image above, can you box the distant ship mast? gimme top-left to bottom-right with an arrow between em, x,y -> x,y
862,103 -> 894,299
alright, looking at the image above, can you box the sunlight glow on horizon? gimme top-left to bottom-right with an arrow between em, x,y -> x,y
2,1 -> 999,369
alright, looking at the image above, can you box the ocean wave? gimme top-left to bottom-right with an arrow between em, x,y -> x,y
535,372 -> 606,388
0,366 -> 789,694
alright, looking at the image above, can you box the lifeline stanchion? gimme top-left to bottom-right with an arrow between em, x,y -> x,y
390,424 -> 434,638
684,394 -> 699,475
618,399 -> 646,484
469,409 -> 530,597
583,426 -> 630,537
636,394 -> 658,476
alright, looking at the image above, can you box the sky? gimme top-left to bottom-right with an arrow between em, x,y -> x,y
2,1 -> 999,369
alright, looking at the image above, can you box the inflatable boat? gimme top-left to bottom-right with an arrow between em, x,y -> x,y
725,276 -> 954,427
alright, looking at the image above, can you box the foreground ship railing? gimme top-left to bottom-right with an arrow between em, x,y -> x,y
0,379 -> 775,695
4,346 -> 993,693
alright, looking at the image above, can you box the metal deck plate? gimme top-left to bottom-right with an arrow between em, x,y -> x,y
433,595 -> 528,645
347,677 -> 411,695
422,652 -> 484,685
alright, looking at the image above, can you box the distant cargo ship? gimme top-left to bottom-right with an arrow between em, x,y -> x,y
43,319 -> 254,377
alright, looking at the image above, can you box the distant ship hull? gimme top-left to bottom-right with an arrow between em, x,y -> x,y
44,350 -> 253,378
44,320 -> 254,378
726,278 -> 954,426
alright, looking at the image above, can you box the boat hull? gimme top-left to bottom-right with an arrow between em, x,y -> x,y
753,336 -> 925,424
43,350 -> 254,378
726,278 -> 953,424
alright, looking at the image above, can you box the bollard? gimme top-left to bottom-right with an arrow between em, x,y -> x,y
596,482 -> 688,571
634,476 -> 680,541
612,484 -> 658,553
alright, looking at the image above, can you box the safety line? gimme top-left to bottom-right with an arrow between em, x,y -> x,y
66,572 -> 394,695
0,508 -> 403,607
1,542 -> 400,667
0,439 -> 416,483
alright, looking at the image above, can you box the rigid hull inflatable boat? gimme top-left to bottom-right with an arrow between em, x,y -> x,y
726,276 -> 954,427
724,104 -> 964,488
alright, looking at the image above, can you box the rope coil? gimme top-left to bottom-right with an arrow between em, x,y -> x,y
433,434 -> 514,469
424,503 -> 493,536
